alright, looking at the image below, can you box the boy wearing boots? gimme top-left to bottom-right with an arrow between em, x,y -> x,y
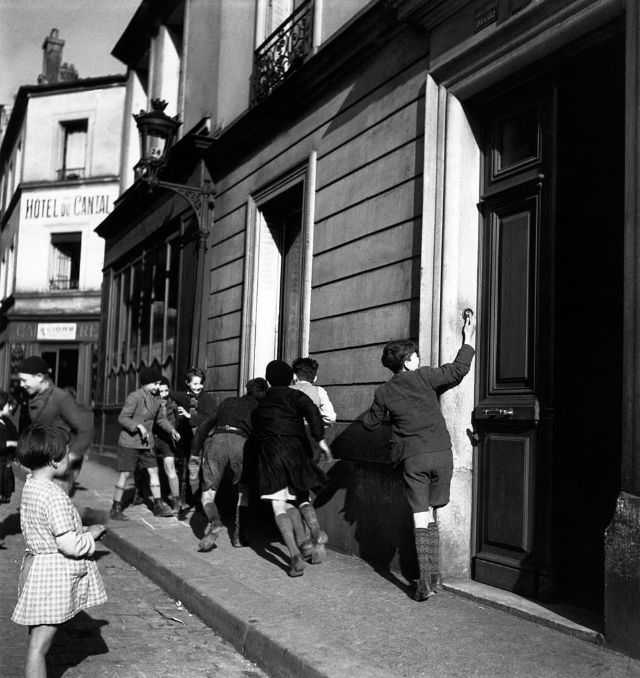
362,311 -> 476,601
191,377 -> 268,551
110,367 -> 181,521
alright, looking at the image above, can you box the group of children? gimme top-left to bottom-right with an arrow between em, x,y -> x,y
9,311 -> 475,676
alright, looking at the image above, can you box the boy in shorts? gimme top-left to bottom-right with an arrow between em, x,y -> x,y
110,367 -> 181,520
362,311 -> 476,601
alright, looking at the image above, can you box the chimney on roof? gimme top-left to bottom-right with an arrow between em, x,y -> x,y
40,28 -> 65,84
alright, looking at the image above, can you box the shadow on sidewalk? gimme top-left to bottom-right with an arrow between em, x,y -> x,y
47,611 -> 109,678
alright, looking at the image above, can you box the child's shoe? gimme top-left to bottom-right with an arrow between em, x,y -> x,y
109,501 -> 128,521
152,498 -> 174,518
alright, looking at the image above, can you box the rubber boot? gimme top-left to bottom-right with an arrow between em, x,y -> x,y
414,528 -> 435,601
274,513 -> 305,577
427,523 -> 442,591
299,502 -> 328,564
199,501 -> 223,551
110,500 -> 128,521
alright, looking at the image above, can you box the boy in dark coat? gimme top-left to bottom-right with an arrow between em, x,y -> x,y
253,360 -> 333,577
362,311 -> 476,601
191,377 -> 268,551
17,356 -> 93,496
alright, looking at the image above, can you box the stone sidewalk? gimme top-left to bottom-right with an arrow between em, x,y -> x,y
26,456 -> 640,677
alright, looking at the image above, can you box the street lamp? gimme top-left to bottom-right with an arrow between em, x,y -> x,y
133,98 -> 214,366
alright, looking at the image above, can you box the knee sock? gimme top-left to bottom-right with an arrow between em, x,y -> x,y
275,512 -> 301,558
426,523 -> 441,588
299,502 -> 326,542
286,506 -> 308,545
415,527 -> 432,586
203,500 -> 222,527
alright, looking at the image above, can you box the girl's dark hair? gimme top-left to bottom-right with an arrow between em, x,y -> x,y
17,425 -> 68,470
381,340 -> 417,373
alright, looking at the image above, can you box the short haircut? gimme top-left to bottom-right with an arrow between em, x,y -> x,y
158,376 -> 171,388
17,425 -> 68,470
185,367 -> 205,385
381,340 -> 417,373
292,357 -> 319,382
246,377 -> 268,397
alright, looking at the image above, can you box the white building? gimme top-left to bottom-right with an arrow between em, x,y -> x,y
0,31 -> 126,404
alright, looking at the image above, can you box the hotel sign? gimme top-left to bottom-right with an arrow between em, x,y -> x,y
22,188 -> 116,223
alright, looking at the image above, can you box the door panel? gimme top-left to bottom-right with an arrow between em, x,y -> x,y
473,85 -> 551,599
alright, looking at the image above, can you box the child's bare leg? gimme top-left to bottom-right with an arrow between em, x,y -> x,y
147,467 -> 173,517
272,500 -> 305,577
25,624 -> 57,678
163,457 -> 181,504
110,472 -> 130,520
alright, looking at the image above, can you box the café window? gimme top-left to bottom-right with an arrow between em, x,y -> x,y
105,236 -> 182,405
58,119 -> 87,180
49,232 -> 81,290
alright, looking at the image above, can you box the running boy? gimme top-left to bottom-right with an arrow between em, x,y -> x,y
362,310 -> 476,601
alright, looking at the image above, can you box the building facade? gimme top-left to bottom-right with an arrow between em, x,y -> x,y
96,0 -> 640,656
0,32 -> 126,404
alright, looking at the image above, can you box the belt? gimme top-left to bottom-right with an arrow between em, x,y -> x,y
213,425 -> 246,437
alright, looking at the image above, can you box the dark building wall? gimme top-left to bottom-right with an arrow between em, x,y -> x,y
204,28 -> 429,569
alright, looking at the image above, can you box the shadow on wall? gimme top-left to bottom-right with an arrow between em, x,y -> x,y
315,415 -> 418,585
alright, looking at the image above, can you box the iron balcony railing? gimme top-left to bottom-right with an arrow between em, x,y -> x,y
49,276 -> 79,290
252,0 -> 314,105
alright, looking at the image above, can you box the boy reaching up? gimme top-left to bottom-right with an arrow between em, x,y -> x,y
363,311 -> 476,601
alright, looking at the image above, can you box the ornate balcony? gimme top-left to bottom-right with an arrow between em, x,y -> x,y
252,0 -> 314,105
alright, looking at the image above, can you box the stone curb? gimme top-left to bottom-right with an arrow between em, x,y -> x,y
103,524 -> 393,678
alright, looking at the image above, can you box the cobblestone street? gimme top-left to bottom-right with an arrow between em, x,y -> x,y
0,494 -> 267,678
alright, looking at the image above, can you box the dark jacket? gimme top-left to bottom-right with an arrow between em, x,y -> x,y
191,394 -> 262,455
118,388 -> 175,450
171,390 -> 216,433
25,382 -> 94,458
362,344 -> 475,464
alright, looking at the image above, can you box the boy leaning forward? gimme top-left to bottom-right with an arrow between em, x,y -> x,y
362,311 -> 476,601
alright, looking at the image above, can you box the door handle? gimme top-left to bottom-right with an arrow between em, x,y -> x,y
479,407 -> 514,418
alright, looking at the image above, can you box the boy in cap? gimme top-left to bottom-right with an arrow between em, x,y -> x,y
362,311 -> 476,601
17,355 -> 93,496
110,366 -> 181,520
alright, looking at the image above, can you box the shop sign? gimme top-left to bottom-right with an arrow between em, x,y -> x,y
37,323 -> 77,340
7,321 -> 99,341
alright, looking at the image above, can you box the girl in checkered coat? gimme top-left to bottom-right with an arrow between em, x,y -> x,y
11,425 -> 107,677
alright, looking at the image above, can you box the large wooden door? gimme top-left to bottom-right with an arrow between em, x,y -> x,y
472,35 -> 624,607
473,87 -> 556,599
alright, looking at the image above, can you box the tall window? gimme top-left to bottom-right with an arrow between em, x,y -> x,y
59,119 -> 87,180
245,180 -> 308,381
49,232 -> 81,290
